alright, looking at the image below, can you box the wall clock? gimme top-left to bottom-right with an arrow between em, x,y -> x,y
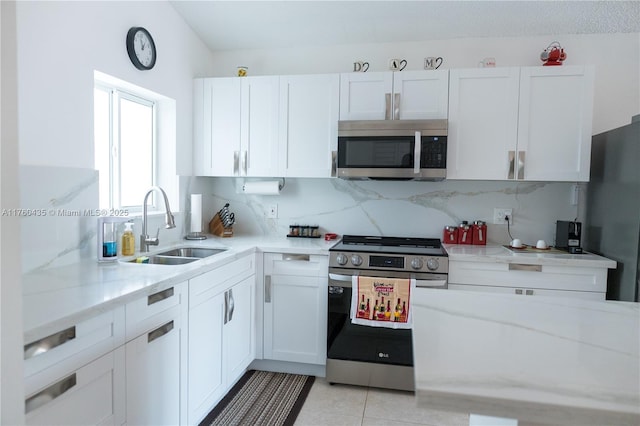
126,27 -> 156,70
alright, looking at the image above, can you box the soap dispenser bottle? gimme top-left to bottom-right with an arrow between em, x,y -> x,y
122,222 -> 135,256
97,217 -> 127,262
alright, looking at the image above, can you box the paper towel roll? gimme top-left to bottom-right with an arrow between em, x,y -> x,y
243,181 -> 281,195
190,194 -> 202,233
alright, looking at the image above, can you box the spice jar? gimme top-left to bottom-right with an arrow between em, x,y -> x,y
310,225 -> 320,238
289,224 -> 300,236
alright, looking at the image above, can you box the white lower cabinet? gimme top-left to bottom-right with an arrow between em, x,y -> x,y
25,348 -> 125,426
449,260 -> 607,300
125,315 -> 182,425
124,282 -> 186,426
187,255 -> 256,425
263,253 -> 328,365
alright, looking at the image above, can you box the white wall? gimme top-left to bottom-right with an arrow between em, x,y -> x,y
15,1 -> 216,270
16,0 -> 215,174
1,1 -> 25,423
206,33 -> 640,133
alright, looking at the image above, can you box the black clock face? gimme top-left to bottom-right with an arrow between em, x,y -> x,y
126,27 -> 156,70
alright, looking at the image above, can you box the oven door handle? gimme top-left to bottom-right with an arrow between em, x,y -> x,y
414,131 -> 421,174
415,279 -> 447,289
329,273 -> 353,281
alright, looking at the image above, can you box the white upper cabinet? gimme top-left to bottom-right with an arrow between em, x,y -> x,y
447,67 -> 520,180
339,70 -> 449,121
517,66 -> 595,182
447,65 -> 594,181
279,74 -> 340,178
241,76 -> 281,177
195,74 -> 339,178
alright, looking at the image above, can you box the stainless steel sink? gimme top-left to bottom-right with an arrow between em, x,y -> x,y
155,247 -> 227,258
128,246 -> 228,265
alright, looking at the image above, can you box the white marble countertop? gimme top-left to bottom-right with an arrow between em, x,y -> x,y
22,234 -> 335,343
412,289 -> 640,426
444,244 -> 617,269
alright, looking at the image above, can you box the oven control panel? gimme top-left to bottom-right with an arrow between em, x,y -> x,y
330,252 -> 448,274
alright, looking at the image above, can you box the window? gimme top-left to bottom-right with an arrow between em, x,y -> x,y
94,84 -> 156,211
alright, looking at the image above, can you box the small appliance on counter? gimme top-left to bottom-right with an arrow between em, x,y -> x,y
556,220 -> 583,253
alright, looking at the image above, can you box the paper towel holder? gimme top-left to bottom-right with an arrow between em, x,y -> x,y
242,178 -> 285,195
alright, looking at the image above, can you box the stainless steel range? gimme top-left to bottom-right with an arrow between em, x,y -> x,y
327,235 -> 448,391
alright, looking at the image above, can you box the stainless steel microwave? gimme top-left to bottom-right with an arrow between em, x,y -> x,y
336,119 -> 448,180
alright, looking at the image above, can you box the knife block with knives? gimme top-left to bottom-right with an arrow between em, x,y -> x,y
209,203 -> 234,237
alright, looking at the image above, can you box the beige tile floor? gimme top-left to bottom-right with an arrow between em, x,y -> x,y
294,378 -> 470,426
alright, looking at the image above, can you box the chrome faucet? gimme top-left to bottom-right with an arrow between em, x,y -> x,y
140,186 -> 176,252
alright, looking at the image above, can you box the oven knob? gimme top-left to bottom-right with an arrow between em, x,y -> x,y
336,253 -> 348,265
350,254 -> 363,266
426,258 -> 440,271
410,258 -> 424,270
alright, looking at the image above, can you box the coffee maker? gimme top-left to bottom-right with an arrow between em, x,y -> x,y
555,220 -> 583,254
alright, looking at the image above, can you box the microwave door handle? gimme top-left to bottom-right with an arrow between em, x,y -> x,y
414,131 -> 421,174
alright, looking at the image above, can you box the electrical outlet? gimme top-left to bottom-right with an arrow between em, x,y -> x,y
267,204 -> 278,219
493,208 -> 513,225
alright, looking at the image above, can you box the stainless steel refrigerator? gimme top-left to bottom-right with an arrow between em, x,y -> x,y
586,116 -> 640,302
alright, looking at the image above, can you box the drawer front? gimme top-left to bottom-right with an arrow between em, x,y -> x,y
264,253 -> 328,277
189,255 -> 255,306
24,309 -> 123,379
126,282 -> 185,341
449,283 -> 605,300
449,261 -> 607,292
25,348 -> 124,426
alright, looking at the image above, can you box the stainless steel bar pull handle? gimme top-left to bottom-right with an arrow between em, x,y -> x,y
414,131 -> 422,174
233,151 -> 240,176
283,254 -> 310,261
148,320 -> 174,343
525,289 -> 534,296
227,288 -> 235,322
508,151 -> 515,180
25,373 -> 77,414
24,326 -> 76,360
509,263 -> 542,272
224,290 -> 230,324
242,151 -> 248,175
265,275 -> 272,303
393,93 -> 401,120
385,93 -> 392,120
331,151 -> 337,177
148,287 -> 174,306
517,151 -> 525,180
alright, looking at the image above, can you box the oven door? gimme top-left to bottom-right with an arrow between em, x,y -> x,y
336,134 -> 447,180
327,269 -> 446,367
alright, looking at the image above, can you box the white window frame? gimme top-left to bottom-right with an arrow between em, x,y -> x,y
94,83 -> 158,213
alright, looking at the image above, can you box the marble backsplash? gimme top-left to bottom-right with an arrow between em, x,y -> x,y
190,177 -> 583,247
19,165 -> 186,273
18,165 -> 583,273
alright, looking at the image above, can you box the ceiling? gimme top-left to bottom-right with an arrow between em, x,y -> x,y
170,1 -> 640,52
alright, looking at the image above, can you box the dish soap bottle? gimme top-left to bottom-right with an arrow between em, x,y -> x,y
122,222 -> 135,256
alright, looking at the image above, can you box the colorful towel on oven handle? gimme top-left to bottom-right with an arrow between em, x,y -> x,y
350,275 -> 416,329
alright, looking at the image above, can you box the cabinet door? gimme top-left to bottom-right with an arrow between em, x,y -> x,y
125,316 -> 181,426
263,273 -> 327,364
393,70 -> 449,119
241,76 -> 280,176
224,275 -> 255,382
447,68 -> 520,180
280,74 -> 340,177
517,66 -> 594,182
199,78 -> 242,176
25,349 -> 124,426
339,72 -> 393,120
188,290 -> 224,425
